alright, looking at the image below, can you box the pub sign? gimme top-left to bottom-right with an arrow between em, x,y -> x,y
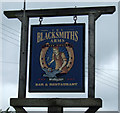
29,24 -> 85,92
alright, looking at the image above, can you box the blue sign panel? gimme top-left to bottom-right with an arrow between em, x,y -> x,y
29,24 -> 85,92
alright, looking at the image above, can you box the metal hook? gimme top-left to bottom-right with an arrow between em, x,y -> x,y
73,15 -> 77,24
39,17 -> 43,25
73,6 -> 77,24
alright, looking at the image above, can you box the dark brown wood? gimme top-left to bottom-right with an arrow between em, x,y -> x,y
18,16 -> 29,98
4,6 -> 115,18
85,107 -> 100,113
10,98 -> 102,107
88,13 -> 95,98
14,107 -> 27,113
48,107 -> 63,113
94,13 -> 102,21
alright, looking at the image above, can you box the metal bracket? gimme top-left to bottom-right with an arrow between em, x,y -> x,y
73,15 -> 77,24
39,17 -> 43,25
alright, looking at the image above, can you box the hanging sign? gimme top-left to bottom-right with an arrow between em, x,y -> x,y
29,24 -> 85,92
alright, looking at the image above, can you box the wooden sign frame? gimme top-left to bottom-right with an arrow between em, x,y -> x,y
4,6 -> 116,113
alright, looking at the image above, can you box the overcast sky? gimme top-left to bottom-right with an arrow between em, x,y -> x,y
0,1 -> 119,112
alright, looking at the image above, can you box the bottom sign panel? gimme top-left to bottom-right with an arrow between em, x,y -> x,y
29,24 -> 85,92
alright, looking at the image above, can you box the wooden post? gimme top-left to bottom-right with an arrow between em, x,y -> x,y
85,107 -> 99,113
18,16 -> 29,98
88,13 -> 95,98
48,107 -> 63,113
14,107 -> 27,113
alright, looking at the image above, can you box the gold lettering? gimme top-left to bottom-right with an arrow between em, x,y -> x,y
54,39 -> 57,42
48,32 -> 52,38
59,32 -> 64,38
50,39 -> 53,42
57,39 -> 61,42
56,32 -> 60,38
52,32 -> 56,38
45,32 -> 48,39
75,31 -> 79,42
64,31 -> 67,39
35,83 -> 38,86
62,39 -> 65,42
45,83 -> 48,86
37,32 -> 43,43
66,31 -> 70,40
70,31 -> 75,40
37,30 -> 79,43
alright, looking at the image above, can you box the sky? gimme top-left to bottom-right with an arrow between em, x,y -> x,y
0,1 -> 119,112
